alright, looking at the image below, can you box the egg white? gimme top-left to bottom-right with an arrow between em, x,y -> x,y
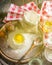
7,31 -> 36,59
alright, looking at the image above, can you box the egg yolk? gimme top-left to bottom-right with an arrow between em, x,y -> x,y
43,21 -> 52,33
14,34 -> 24,44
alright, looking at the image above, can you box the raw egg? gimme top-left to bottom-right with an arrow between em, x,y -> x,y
7,30 -> 36,58
7,31 -> 35,50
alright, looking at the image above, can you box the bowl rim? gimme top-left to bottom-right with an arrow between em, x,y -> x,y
0,49 -> 30,63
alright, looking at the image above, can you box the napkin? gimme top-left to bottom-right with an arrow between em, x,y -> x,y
3,2 -> 40,23
40,1 -> 52,49
40,1 -> 52,20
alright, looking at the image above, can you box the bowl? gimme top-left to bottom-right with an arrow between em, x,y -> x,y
0,21 -> 43,63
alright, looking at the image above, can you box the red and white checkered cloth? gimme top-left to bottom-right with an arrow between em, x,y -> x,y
41,1 -> 52,49
40,1 -> 52,20
44,33 -> 52,49
3,2 -> 40,23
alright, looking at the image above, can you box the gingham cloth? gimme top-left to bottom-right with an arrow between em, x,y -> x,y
40,1 -> 52,20
41,1 -> 52,49
3,2 -> 40,23
44,33 -> 52,49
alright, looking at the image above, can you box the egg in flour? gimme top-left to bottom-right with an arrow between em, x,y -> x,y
7,31 -> 35,50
